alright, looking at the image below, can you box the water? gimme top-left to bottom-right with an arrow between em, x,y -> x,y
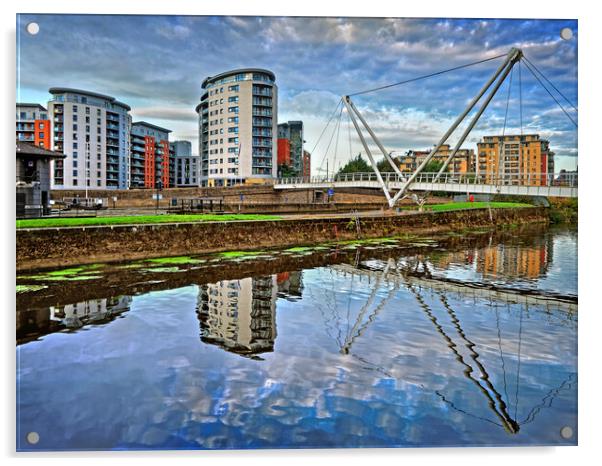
16,226 -> 577,450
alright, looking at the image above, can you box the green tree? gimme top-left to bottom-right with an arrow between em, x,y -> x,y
376,156 -> 401,172
278,164 -> 299,178
422,160 -> 445,173
336,153 -> 374,175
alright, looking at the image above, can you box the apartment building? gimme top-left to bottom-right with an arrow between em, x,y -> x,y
171,140 -> 201,187
47,88 -> 131,190
476,134 -> 554,185
196,68 -> 278,187
130,122 -> 173,188
277,121 -> 304,175
16,103 -> 51,149
302,150 -> 311,178
398,144 -> 474,174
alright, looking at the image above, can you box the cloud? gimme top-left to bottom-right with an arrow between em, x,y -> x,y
16,15 -> 578,171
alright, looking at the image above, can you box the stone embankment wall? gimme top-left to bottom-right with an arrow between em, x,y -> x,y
16,207 -> 548,271
52,185 -> 390,209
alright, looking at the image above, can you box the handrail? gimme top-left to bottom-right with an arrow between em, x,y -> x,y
274,172 -> 578,188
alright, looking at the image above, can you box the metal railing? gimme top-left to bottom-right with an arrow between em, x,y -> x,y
275,172 -> 578,188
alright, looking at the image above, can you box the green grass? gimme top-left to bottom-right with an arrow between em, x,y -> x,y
16,213 -> 283,229
424,201 -> 532,212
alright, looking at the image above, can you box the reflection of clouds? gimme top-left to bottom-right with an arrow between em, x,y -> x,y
17,246 -> 577,449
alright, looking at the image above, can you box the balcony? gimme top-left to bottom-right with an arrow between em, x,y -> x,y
252,119 -> 272,127
53,107 -> 63,114
106,113 -> 119,122
252,98 -> 272,107
253,138 -> 272,147
252,87 -> 272,97
252,109 -> 272,117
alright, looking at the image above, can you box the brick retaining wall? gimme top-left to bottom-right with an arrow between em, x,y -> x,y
16,207 -> 548,271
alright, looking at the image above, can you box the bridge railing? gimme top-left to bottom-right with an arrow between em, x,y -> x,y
275,172 -> 578,188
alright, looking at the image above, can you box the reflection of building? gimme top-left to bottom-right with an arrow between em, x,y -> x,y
302,150 -> 311,178
398,144 -> 474,174
16,142 -> 66,217
195,68 -> 278,187
197,276 -> 277,356
478,242 -> 552,279
276,271 -> 304,301
476,134 -> 554,185
16,296 -> 132,344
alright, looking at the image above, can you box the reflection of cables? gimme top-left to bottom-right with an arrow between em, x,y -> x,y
520,373 -> 576,425
514,303 -> 524,419
435,391 -> 503,428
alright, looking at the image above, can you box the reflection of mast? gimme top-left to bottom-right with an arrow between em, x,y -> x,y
404,280 -> 520,434
340,258 -> 398,354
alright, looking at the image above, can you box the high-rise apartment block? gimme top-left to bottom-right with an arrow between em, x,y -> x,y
171,140 -> 201,187
196,68 -> 278,187
47,88 -> 131,189
277,121 -> 304,175
16,104 -> 51,149
130,122 -> 173,189
476,134 -> 554,185
398,144 -> 474,174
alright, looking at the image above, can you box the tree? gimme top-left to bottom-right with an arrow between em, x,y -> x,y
336,153 -> 374,175
376,156 -> 401,173
422,160 -> 445,173
278,163 -> 299,178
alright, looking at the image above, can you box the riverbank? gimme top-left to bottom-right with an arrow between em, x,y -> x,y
16,206 -> 548,272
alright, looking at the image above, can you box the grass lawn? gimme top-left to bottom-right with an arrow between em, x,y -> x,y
16,213 -> 283,229
424,201 -> 532,212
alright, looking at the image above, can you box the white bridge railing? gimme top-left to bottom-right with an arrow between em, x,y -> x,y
275,172 -> 578,188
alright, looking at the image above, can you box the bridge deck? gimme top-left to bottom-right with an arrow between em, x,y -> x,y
274,172 -> 578,198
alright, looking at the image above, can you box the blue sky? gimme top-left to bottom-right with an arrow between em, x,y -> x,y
16,15 -> 578,173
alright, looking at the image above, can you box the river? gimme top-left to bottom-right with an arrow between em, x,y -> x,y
16,225 -> 577,450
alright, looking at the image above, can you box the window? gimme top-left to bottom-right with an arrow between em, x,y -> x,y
73,105 -> 78,112
73,142 -> 78,149
228,106 -> 239,114
73,133 -> 78,140
73,151 -> 78,158
228,117 -> 239,124
38,122 -> 45,129
73,124 -> 78,131
228,137 -> 239,144
228,127 -> 239,133
38,132 -> 44,139
228,85 -> 239,92
85,107 -> 90,114
72,115 -> 77,122
228,96 -> 239,103
73,170 -> 78,177
73,161 -> 78,167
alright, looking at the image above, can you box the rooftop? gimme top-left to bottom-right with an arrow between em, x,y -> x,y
48,87 -> 132,111
202,68 -> 275,89
16,141 -> 66,159
132,121 -> 172,134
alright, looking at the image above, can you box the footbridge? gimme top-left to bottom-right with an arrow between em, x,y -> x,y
275,171 -> 578,198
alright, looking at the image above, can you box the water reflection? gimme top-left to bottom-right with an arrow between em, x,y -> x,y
17,296 -> 132,345
16,227 -> 577,450
197,276 -> 278,358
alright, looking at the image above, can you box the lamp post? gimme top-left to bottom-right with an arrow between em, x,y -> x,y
155,179 -> 163,213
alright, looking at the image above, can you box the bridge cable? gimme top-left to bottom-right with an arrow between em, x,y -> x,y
349,53 -> 507,97
523,55 -> 577,112
332,104 -> 344,178
319,104 -> 344,177
521,59 -> 577,127
313,98 -> 343,174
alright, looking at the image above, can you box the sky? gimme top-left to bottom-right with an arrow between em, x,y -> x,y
16,15 -> 578,174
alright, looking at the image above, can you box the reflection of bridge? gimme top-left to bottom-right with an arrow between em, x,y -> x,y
332,262 -> 577,313
321,259 -> 576,435
275,171 -> 578,199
